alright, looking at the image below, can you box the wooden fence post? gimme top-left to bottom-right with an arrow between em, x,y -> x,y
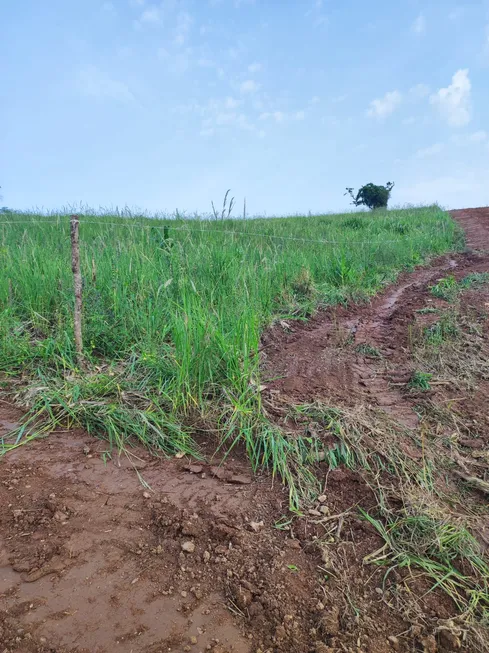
70,214 -> 84,364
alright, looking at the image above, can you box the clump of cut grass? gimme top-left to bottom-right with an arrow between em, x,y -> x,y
430,272 -> 489,303
355,342 -> 382,358
292,402 -> 489,625
408,370 -> 433,391
413,304 -> 489,388
431,275 -> 459,302
416,306 -> 438,314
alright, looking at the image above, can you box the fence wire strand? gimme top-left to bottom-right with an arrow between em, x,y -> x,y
0,219 -> 420,247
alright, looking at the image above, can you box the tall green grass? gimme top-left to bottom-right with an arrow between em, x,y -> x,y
0,206 -> 460,495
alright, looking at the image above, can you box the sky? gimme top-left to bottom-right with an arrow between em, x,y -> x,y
1,0 -> 489,215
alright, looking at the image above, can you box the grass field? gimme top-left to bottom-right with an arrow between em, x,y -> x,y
0,206 -> 460,502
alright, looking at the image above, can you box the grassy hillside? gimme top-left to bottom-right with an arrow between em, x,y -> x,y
0,206 -> 460,500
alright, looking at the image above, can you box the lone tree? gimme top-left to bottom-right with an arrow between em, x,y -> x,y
345,182 -> 395,210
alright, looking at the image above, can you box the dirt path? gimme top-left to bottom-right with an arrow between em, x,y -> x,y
262,208 -> 489,430
1,208 -> 489,653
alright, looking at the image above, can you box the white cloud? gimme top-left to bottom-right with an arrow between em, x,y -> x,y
157,47 -> 192,74
174,11 -> 192,45
430,69 -> 471,127
76,65 -> 135,104
101,2 -> 117,15
224,96 -> 240,109
410,83 -> 430,98
240,79 -> 259,94
248,62 -> 262,73
259,110 -> 305,123
412,13 -> 426,35
415,143 -> 444,158
367,90 -> 402,119
259,111 -> 284,123
452,130 -> 488,145
197,58 -> 214,68
401,171 -> 489,208
448,8 -> 464,22
469,130 -> 488,143
134,5 -> 161,28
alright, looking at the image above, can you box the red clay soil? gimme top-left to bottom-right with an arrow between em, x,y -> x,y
1,208 -> 489,653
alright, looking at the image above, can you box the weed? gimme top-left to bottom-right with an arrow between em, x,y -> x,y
355,343 -> 382,358
424,314 -> 459,346
416,306 -> 438,314
431,275 -> 458,302
408,371 -> 433,391
460,272 -> 489,289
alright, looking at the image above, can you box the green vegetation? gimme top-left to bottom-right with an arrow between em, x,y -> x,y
431,272 -> 489,302
345,182 -> 395,210
0,206 -> 459,504
355,342 -> 382,358
294,402 -> 489,623
408,370 -> 433,391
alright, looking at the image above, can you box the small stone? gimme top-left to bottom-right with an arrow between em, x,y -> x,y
438,629 -> 461,650
190,636 -> 198,644
308,509 -> 322,517
48,493 -> 56,499
181,590 -> 188,598
182,541 -> 196,553
249,521 -> 264,532
318,495 -> 327,503
319,505 -> 330,515
54,510 -> 68,522
388,635 -> 400,650
185,464 -> 204,474
142,491 -> 151,499
203,550 -> 211,562
318,606 -> 340,637
229,474 -> 252,485
421,635 -> 437,653
275,626 -> 286,641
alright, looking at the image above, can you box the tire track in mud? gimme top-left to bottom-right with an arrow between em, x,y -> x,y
262,208 -> 489,428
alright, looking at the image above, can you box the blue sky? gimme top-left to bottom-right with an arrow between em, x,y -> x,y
2,0 -> 489,215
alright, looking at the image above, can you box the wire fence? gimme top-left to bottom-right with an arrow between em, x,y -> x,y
0,218 -> 419,246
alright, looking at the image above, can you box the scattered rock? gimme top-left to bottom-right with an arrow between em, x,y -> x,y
438,629 -> 461,650
249,521 -> 264,532
181,541 -> 196,553
210,466 -> 228,481
318,606 -> 340,637
318,495 -> 327,503
421,635 -> 437,653
229,474 -> 252,485
142,491 -> 151,499
388,635 -> 400,650
235,586 -> 253,610
203,550 -> 211,562
185,464 -> 204,474
53,510 -> 69,522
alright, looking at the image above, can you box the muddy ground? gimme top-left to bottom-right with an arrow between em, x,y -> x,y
1,208 -> 489,653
